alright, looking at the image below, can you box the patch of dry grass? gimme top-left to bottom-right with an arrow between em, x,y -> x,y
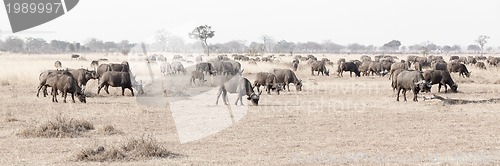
76,136 -> 182,162
99,125 -> 124,135
18,116 -> 94,138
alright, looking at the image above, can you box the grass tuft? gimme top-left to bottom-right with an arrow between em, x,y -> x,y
18,116 -> 94,138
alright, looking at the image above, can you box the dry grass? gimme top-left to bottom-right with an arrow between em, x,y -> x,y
76,136 -> 182,162
18,116 -> 94,138
99,125 -> 124,135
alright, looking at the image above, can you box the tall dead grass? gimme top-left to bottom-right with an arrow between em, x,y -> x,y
18,116 -> 94,138
76,136 -> 182,162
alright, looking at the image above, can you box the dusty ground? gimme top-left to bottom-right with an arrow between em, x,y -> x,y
1,53 -> 500,165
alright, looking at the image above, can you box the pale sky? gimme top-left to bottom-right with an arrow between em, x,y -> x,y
1,0 -> 499,47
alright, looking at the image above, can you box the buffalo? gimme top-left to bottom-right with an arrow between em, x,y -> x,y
45,73 -> 86,103
97,71 -> 134,96
338,62 -> 361,77
311,61 -> 329,76
196,62 -> 215,75
254,72 -> 282,95
171,62 -> 187,75
190,71 -> 206,85
273,68 -> 302,91
423,70 -> 458,93
395,70 -> 432,102
216,76 -> 261,106
447,62 -> 471,78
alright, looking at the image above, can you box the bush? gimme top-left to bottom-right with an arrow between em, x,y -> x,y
76,136 -> 182,162
18,116 -> 94,138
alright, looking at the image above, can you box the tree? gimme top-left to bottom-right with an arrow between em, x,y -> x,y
261,35 -> 275,53
25,37 -> 48,53
382,40 -> 402,52
1,36 -> 25,53
476,35 -> 490,55
118,40 -> 135,55
321,40 -> 344,53
155,29 -> 170,52
348,43 -> 366,53
274,40 -> 295,54
441,45 -> 452,55
75,43 -> 81,52
68,43 -> 75,52
50,40 -> 70,53
85,38 -> 105,52
189,25 -> 215,56
451,45 -> 462,53
467,44 -> 481,53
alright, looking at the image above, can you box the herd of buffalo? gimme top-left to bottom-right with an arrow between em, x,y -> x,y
36,53 -> 499,104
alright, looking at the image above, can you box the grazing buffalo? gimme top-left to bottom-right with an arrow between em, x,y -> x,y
389,62 -> 408,80
68,69 -> 97,94
273,69 -> 302,91
71,54 -> 80,59
432,62 -> 448,71
423,70 -> 458,93
395,70 -> 431,102
171,62 -> 187,75
160,62 -> 174,76
292,59 -> 299,71
190,71 -> 206,85
96,64 -> 112,79
311,61 -> 329,76
54,60 -> 62,70
413,62 -> 422,71
338,62 -> 361,77
45,73 -> 86,103
254,72 -> 282,95
97,71 -> 134,96
196,62 -> 216,75
447,62 -> 471,78
110,61 -> 130,72
390,69 -> 405,91
216,76 -> 261,106
476,62 -> 486,70
358,62 -> 371,76
221,61 -> 235,75
37,70 -> 72,97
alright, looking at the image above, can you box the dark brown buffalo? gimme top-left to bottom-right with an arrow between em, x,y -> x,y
423,70 -> 458,93
476,62 -> 486,70
254,72 -> 282,95
447,62 -> 471,78
97,71 -> 134,96
338,62 -> 361,77
45,73 -> 86,103
68,69 -> 97,94
311,61 -> 329,76
273,69 -> 302,91
37,69 -> 72,97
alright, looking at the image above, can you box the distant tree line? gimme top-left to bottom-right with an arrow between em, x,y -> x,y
0,35 -> 496,55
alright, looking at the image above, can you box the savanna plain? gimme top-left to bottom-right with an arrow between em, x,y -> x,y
1,52 -> 500,165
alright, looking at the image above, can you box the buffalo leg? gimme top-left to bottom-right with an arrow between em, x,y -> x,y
63,91 -> 67,103
438,84 -> 442,93
52,88 -> 58,102
97,85 -> 102,94
71,93 -> 76,103
396,87 -> 401,101
122,87 -> 125,96
402,89 -> 407,101
104,85 -> 110,94
413,91 -> 418,102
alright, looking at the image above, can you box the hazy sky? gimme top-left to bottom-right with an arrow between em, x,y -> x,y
1,0 -> 499,47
